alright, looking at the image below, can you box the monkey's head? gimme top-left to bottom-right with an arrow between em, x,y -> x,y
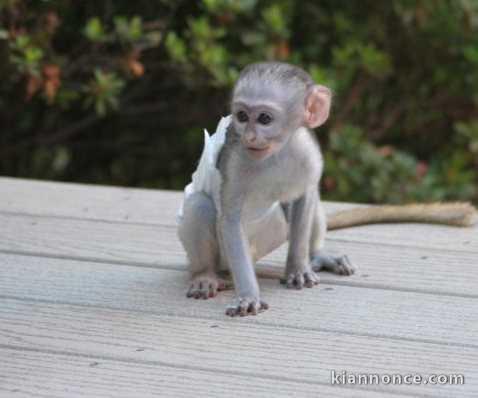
231,62 -> 331,161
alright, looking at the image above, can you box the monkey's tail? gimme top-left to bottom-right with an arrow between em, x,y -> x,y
327,202 -> 478,230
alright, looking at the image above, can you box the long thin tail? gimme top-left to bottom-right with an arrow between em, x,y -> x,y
327,202 -> 478,230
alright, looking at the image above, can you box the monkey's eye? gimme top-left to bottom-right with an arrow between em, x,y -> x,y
236,111 -> 249,123
257,113 -> 272,125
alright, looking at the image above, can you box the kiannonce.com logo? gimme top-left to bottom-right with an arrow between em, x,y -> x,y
331,370 -> 465,385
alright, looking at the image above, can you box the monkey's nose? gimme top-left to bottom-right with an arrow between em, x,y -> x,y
245,132 -> 257,143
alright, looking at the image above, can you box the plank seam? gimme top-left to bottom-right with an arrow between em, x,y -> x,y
0,344 -> 439,398
2,209 -> 477,253
2,294 -> 477,350
2,249 -> 478,300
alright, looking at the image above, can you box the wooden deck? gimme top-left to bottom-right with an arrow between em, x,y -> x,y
0,176 -> 477,397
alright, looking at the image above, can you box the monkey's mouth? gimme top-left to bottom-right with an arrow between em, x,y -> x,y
246,146 -> 271,159
247,146 -> 269,152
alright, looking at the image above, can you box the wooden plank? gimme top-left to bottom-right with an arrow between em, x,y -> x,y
260,242 -> 478,298
0,176 -> 358,225
2,177 -> 477,252
1,212 -> 477,297
1,348 -> 396,398
0,176 -> 183,225
0,299 -> 475,397
327,223 -> 478,253
0,253 -> 476,346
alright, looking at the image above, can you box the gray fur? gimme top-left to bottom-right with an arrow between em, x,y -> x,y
178,62 -> 355,316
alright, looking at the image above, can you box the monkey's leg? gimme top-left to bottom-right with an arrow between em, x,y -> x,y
284,188 -> 321,289
309,200 -> 356,276
177,192 -> 226,299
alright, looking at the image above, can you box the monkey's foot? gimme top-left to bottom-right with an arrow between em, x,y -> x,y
225,297 -> 269,317
310,253 -> 356,276
283,267 -> 320,289
186,273 -> 226,299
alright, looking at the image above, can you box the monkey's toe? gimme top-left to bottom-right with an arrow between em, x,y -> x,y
285,269 -> 320,289
225,297 -> 269,317
187,275 -> 226,300
311,253 -> 356,276
335,255 -> 356,275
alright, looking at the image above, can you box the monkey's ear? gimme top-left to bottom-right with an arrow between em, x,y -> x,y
304,85 -> 331,128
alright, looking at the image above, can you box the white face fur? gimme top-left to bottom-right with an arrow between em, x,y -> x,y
231,76 -> 331,161
231,85 -> 304,161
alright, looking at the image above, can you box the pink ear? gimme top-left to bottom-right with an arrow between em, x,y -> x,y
304,85 -> 331,128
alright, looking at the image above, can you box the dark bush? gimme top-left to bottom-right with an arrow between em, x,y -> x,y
1,0 -> 477,203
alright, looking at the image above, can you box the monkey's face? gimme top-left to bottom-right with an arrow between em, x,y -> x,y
231,92 -> 302,161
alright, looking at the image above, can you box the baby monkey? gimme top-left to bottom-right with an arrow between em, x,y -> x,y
178,62 -> 477,317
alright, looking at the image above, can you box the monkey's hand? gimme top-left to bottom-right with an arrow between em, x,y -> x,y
310,253 -> 356,276
186,272 -> 227,299
225,296 -> 269,317
283,264 -> 320,289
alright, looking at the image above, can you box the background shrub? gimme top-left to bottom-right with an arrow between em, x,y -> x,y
1,0 -> 477,204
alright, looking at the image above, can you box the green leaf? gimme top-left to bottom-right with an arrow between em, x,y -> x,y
14,34 -> 30,49
24,47 -> 43,64
114,16 -> 129,39
129,16 -> 143,41
165,32 -> 187,63
83,70 -> 125,117
361,45 -> 391,77
202,0 -> 257,13
95,99 -> 107,117
202,0 -> 221,12
84,17 -> 106,42
262,4 -> 289,37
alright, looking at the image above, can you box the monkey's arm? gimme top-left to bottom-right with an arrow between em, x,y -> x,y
327,202 -> 477,230
220,213 -> 269,316
220,215 -> 259,295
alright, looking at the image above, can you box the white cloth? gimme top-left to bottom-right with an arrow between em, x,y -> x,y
177,114 -> 284,234
177,115 -> 231,223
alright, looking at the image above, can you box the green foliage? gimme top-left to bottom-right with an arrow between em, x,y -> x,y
324,125 -> 476,203
203,0 -> 257,14
9,34 -> 44,75
455,120 -> 478,156
114,16 -> 143,43
83,70 -> 125,117
262,4 -> 290,38
165,32 -> 187,63
0,0 -> 477,204
84,17 -> 106,42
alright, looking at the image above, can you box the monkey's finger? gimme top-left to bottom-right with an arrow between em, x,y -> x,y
286,275 -> 296,288
341,256 -> 356,275
225,306 -> 238,317
239,301 -> 249,317
260,301 -> 269,311
199,282 -> 210,299
249,302 -> 259,316
304,272 -> 319,288
304,278 -> 313,288
295,273 -> 305,289
208,283 -> 217,298
335,256 -> 356,275
187,284 -> 202,299
217,280 -> 226,291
